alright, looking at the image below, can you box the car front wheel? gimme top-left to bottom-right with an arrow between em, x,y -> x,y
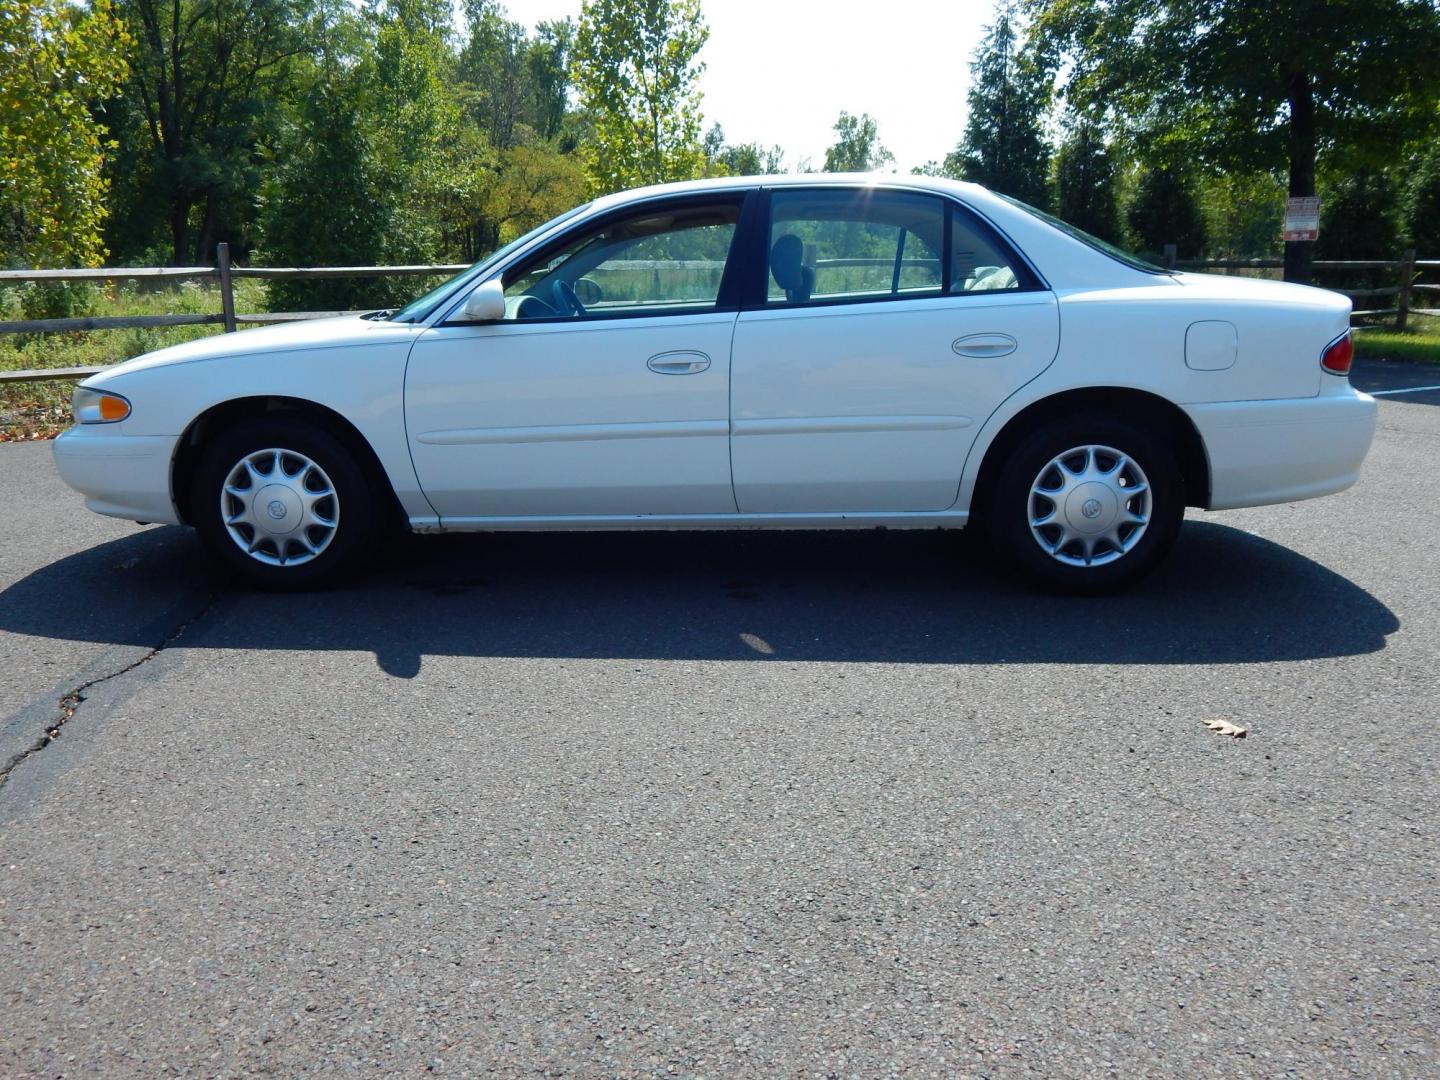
192,418 -> 378,589
985,415 -> 1184,594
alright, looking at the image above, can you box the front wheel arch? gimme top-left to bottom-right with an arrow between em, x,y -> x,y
171,396 -> 404,530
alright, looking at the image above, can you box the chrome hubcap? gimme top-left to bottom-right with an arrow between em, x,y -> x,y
220,448 -> 338,566
1028,444 -> 1151,567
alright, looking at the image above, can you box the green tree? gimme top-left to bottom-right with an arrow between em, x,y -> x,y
949,1 -> 1052,207
258,4 -> 395,309
823,112 -> 894,173
1407,142 -> 1440,255
459,2 -> 572,150
721,142 -> 785,176
1029,0 -> 1440,282
1126,167 -> 1206,259
371,0 -> 473,263
1316,169 -> 1402,261
452,3 -> 577,256
259,0 -> 493,306
702,124 -> 784,176
1195,172 -> 1285,259
260,76 -> 394,311
484,136 -> 588,243
0,0 -> 129,268
114,0 -> 312,265
1053,122 -> 1119,242
571,0 -> 709,194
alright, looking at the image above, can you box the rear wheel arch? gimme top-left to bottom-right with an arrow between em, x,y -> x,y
969,387 -> 1211,520
171,396 -> 404,529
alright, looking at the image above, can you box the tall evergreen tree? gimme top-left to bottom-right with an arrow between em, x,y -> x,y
1053,122 -> 1119,243
950,0 -> 1052,208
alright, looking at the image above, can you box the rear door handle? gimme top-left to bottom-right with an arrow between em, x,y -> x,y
648,350 -> 711,374
952,333 -> 1018,358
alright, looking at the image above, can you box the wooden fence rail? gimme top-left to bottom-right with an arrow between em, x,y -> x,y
1172,249 -> 1437,331
2,244 -> 1436,384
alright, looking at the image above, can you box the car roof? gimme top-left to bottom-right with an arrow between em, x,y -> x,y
586,174 -> 1168,292
589,172 -> 980,210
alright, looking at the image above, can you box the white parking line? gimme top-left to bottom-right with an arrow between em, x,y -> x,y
1370,384 -> 1440,396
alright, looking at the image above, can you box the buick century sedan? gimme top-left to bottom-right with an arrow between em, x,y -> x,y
55,175 -> 1377,592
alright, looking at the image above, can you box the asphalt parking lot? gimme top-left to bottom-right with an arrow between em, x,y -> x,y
2,359 -> 1437,1077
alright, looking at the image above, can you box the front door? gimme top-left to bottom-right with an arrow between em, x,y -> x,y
405,197 -> 745,522
729,188 -> 1060,513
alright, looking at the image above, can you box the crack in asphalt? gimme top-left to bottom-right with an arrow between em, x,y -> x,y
0,591 -> 222,789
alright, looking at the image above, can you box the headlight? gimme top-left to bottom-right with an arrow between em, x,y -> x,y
72,387 -> 132,424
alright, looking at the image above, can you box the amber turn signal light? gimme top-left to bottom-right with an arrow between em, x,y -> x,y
72,387 -> 132,424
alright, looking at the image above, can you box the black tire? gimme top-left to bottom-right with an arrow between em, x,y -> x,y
192,417 -> 379,590
983,413 -> 1185,595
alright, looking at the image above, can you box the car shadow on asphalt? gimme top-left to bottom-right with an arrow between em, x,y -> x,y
0,521 -> 1399,677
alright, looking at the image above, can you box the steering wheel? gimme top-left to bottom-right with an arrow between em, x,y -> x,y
552,279 -> 587,317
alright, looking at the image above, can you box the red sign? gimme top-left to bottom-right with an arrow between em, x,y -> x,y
1284,197 -> 1321,242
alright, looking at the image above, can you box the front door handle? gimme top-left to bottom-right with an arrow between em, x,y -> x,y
648,350 -> 711,374
952,333 -> 1018,358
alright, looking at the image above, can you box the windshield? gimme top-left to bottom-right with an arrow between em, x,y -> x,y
994,193 -> 1170,275
389,202 -> 594,322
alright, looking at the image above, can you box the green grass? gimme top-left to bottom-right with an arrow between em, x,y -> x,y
1353,323 -> 1440,365
0,279 -> 284,439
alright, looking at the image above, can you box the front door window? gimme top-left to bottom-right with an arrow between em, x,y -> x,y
502,202 -> 741,321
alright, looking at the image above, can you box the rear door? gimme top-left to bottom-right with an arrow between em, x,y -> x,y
729,187 -> 1060,513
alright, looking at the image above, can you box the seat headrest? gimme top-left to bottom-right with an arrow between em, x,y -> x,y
770,234 -> 814,302
770,234 -> 807,294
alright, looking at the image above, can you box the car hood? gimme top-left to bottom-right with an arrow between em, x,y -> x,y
1171,271 -> 1352,313
87,315 -> 421,383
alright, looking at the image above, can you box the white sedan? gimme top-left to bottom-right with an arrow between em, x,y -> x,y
54,175 -> 1376,592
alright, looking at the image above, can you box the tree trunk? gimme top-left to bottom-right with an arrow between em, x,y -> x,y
170,198 -> 191,267
1284,69 -> 1316,285
195,191 -> 219,265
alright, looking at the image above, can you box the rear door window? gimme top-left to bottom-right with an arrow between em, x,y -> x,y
764,189 -> 946,306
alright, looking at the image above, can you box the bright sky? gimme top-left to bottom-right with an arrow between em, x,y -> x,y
513,0 -> 995,172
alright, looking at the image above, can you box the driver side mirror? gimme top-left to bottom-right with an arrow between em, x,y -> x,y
460,279 -> 506,322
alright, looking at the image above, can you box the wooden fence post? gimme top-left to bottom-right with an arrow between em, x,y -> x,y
1396,248 -> 1415,333
216,242 -> 237,333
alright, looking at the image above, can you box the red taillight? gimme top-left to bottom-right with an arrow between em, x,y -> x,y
1321,331 -> 1353,377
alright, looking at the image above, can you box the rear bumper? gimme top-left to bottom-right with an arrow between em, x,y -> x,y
52,427 -> 183,525
1185,388 -> 1377,511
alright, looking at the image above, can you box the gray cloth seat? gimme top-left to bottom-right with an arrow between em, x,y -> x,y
769,234 -> 815,303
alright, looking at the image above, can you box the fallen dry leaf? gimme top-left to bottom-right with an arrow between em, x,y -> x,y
1202,718 -> 1248,739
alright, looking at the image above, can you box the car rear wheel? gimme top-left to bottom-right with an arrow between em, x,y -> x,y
985,414 -> 1184,594
192,418 -> 378,589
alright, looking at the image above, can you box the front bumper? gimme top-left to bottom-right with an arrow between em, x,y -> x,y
52,427 -> 183,525
1185,387 -> 1377,511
